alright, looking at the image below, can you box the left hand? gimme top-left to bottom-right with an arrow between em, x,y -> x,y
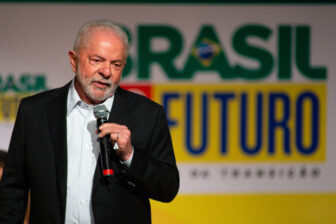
98,123 -> 133,162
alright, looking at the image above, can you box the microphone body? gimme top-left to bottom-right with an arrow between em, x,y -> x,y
97,117 -> 114,176
94,105 -> 115,177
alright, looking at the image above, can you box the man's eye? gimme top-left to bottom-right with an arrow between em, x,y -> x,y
91,58 -> 101,63
112,62 -> 122,68
112,63 -> 123,71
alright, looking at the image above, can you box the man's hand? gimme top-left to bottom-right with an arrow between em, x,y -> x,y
98,123 -> 133,162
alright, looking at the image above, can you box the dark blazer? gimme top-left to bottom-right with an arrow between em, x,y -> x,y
0,82 -> 179,224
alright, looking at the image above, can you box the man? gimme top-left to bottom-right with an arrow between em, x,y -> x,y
0,20 -> 179,224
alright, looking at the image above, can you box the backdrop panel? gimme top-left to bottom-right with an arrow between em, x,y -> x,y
0,3 -> 335,223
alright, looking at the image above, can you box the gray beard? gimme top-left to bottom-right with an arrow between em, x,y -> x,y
75,70 -> 118,103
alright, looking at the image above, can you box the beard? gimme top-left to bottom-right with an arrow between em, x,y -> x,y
75,67 -> 119,104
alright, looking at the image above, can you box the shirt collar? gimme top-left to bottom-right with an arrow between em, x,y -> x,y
67,79 -> 115,116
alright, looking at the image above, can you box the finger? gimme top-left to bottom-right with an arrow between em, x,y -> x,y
98,124 -> 128,138
114,130 -> 131,149
98,129 -> 118,139
99,123 -> 124,131
112,132 -> 119,141
112,131 -> 127,144
98,125 -> 121,138
97,124 -> 131,149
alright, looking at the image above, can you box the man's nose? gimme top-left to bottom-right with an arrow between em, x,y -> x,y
99,62 -> 112,78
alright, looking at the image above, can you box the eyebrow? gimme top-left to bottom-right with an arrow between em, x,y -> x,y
90,54 -> 124,63
90,55 -> 105,60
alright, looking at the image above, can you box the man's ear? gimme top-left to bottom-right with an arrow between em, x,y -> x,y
68,50 -> 78,73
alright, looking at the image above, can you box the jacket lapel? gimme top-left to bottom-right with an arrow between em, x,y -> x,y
108,87 -> 133,123
46,83 -> 70,218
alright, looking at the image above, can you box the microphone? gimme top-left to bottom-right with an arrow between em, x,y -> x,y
94,105 -> 114,177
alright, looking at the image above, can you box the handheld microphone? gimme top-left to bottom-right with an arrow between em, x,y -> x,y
94,105 -> 114,177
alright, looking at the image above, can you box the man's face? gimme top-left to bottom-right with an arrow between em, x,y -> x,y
69,29 -> 126,104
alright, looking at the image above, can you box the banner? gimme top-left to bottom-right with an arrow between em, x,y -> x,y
1,3 -> 335,223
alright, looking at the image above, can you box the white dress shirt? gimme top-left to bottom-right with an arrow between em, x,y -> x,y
64,81 -> 114,224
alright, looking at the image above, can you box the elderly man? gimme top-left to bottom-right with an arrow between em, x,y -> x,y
0,20 -> 179,224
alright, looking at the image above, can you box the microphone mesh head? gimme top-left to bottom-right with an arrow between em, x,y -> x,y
94,105 -> 109,119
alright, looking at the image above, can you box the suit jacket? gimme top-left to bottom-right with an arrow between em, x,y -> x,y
0,82 -> 179,224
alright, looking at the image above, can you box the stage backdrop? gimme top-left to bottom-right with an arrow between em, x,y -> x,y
0,2 -> 335,223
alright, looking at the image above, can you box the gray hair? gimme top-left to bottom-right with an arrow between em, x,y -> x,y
73,19 -> 129,56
